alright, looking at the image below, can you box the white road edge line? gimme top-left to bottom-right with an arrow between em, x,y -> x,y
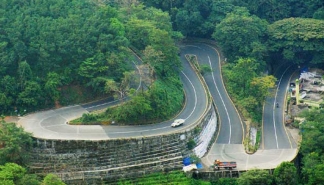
181,71 -> 198,120
273,65 -> 292,149
207,56 -> 232,144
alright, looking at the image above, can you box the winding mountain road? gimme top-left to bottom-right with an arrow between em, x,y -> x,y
18,41 -> 298,170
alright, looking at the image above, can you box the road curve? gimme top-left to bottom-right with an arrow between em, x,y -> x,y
18,45 -> 209,140
197,42 -> 298,170
18,41 -> 298,171
263,62 -> 299,150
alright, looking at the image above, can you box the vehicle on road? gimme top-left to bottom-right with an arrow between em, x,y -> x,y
171,119 -> 185,127
276,102 -> 279,108
213,159 -> 237,170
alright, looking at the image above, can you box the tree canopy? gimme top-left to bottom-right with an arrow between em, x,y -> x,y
267,18 -> 324,64
212,7 -> 268,62
0,163 -> 65,185
0,121 -> 32,165
0,0 -> 183,116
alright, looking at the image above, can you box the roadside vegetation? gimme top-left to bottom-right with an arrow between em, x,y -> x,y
0,0 -> 184,125
2,0 -> 324,184
0,118 -> 65,185
140,0 -> 324,184
117,162 -> 298,185
141,0 -> 324,153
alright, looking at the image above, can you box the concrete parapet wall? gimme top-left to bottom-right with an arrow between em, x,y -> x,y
29,104 -> 217,184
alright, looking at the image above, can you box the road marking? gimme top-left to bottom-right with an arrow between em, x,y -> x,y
204,43 -> 244,144
181,71 -> 198,120
273,65 -> 292,149
86,99 -> 120,109
180,45 -> 202,49
283,68 -> 298,149
207,56 -> 232,144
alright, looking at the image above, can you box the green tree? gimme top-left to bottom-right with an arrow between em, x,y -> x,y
0,0 -> 134,112
212,178 -> 238,185
78,58 -> 102,79
0,163 -> 26,185
148,28 -> 181,77
17,61 -> 33,90
313,7 -> 324,19
232,0 -> 292,22
228,58 -> 259,97
301,152 -> 324,185
44,72 -> 62,101
17,174 -> 41,185
205,0 -> 235,30
249,75 -> 276,104
0,75 -> 17,113
273,162 -> 298,185
212,7 -> 268,62
42,174 -> 65,185
267,18 -> 324,64
299,110 -> 324,155
0,163 -> 41,185
108,92 -> 152,123
143,45 -> 165,80
126,18 -> 155,50
17,81 -> 44,109
298,110 -> 324,185
237,169 -> 272,185
105,71 -> 136,102
174,0 -> 213,37
0,121 -> 32,165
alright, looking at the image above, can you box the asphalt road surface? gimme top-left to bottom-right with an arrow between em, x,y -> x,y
18,45 -> 209,140
18,41 -> 298,170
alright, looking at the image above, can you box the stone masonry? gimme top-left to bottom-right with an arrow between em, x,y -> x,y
28,104 -> 216,184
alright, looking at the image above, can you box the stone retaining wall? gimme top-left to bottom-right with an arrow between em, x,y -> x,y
29,104 -> 217,184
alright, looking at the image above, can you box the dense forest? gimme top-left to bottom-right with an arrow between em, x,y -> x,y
0,0 -> 183,123
1,0 -> 324,184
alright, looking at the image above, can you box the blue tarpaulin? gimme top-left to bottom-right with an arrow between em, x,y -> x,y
183,157 -> 191,166
301,66 -> 308,73
196,163 -> 203,169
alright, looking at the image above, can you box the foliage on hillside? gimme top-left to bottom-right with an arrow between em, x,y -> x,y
222,58 -> 276,123
267,18 -> 324,64
0,0 -> 132,113
299,109 -> 324,185
118,171 -> 210,185
0,1 -> 184,124
0,119 -> 32,165
142,0 -> 324,37
212,7 -> 268,63
0,163 -> 65,185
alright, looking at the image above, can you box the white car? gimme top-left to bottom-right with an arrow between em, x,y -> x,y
171,119 -> 185,127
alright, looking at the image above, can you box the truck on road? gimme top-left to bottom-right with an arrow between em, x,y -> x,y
213,159 -> 237,170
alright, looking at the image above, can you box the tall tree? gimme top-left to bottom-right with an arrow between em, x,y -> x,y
0,121 -> 32,165
44,72 -> 62,102
267,18 -> 324,65
17,61 -> 32,90
226,58 -> 259,97
42,174 -> 66,185
0,163 -> 26,185
237,169 -> 273,185
273,162 -> 298,185
212,7 -> 268,62
174,0 -> 213,37
105,71 -> 136,102
249,75 -> 276,105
